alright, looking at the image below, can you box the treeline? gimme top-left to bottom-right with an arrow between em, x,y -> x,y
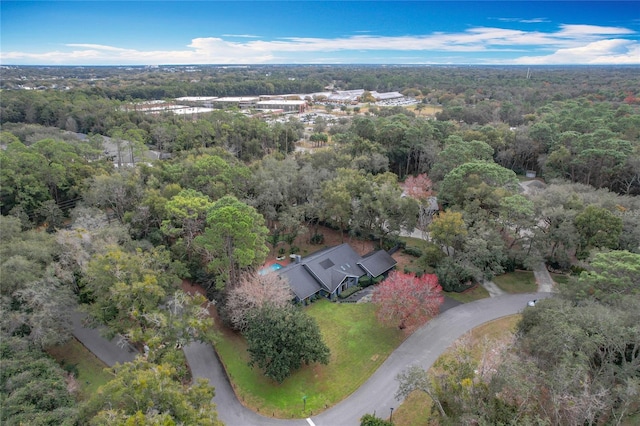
96,76 -> 327,101
1,65 -> 639,423
2,99 -> 638,198
1,65 -> 327,99
4,65 -> 639,106
2,66 -> 638,193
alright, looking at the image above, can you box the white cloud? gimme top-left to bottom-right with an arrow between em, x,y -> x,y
496,17 -> 550,24
220,34 -> 260,38
1,24 -> 637,65
556,24 -> 634,37
66,44 -> 135,52
520,18 -> 550,24
513,39 -> 640,64
187,38 -> 276,63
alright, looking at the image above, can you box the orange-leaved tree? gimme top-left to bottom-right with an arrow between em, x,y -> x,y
372,271 -> 444,333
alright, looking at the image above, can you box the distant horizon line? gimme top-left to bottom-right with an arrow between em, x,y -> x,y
4,63 -> 640,68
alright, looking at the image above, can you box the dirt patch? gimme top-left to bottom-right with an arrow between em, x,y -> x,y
392,251 -> 416,273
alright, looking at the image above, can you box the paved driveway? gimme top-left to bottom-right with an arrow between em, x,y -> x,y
73,292 -> 551,425
183,292 -> 551,426
71,311 -> 136,366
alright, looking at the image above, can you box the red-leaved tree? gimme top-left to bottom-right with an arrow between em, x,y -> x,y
372,271 -> 444,333
404,173 -> 433,200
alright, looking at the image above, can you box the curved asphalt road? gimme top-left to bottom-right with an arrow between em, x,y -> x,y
71,311 -> 136,366
183,292 -> 551,426
73,293 -> 550,425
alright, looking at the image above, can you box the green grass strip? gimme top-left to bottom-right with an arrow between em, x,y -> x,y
214,299 -> 404,418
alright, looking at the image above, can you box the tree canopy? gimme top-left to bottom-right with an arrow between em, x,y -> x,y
439,161 -> 519,209
79,358 -> 222,426
223,272 -> 292,331
564,250 -> 640,307
1,336 -> 77,425
245,305 -> 330,383
1,65 -> 639,423
372,271 -> 444,332
194,195 -> 269,289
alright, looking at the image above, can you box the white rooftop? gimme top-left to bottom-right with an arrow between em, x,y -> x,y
216,97 -> 259,102
256,100 -> 306,105
176,96 -> 218,102
172,107 -> 215,115
375,91 -> 403,100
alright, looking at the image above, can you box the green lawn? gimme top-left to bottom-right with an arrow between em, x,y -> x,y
445,285 -> 490,303
47,338 -> 112,401
551,273 -> 570,285
397,236 -> 439,275
392,391 -> 432,426
493,270 -> 537,293
213,299 -> 404,418
399,236 -> 433,252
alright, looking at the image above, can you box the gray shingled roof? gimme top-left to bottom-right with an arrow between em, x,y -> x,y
278,263 -> 320,301
276,244 -> 395,300
303,244 -> 366,293
358,250 -> 397,277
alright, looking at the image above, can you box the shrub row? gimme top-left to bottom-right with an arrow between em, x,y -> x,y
359,275 -> 384,288
403,246 -> 423,257
338,286 -> 362,299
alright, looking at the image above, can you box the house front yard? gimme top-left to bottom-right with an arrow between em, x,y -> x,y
213,299 -> 404,418
212,228 -> 536,418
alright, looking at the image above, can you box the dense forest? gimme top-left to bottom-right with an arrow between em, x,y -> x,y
1,65 -> 638,424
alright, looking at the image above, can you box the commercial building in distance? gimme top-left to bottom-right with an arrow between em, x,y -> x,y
255,99 -> 307,113
316,89 -> 405,104
212,97 -> 260,109
175,96 -> 218,107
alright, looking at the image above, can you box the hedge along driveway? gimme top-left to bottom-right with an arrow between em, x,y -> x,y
213,299 -> 404,418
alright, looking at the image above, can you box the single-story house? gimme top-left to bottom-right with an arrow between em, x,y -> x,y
277,243 -> 397,303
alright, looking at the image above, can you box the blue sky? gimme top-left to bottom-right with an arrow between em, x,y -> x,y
2,1 -> 639,65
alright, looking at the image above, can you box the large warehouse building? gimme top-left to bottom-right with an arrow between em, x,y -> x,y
255,99 -> 307,113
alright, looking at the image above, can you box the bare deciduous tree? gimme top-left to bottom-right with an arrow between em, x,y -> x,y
224,272 -> 292,331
